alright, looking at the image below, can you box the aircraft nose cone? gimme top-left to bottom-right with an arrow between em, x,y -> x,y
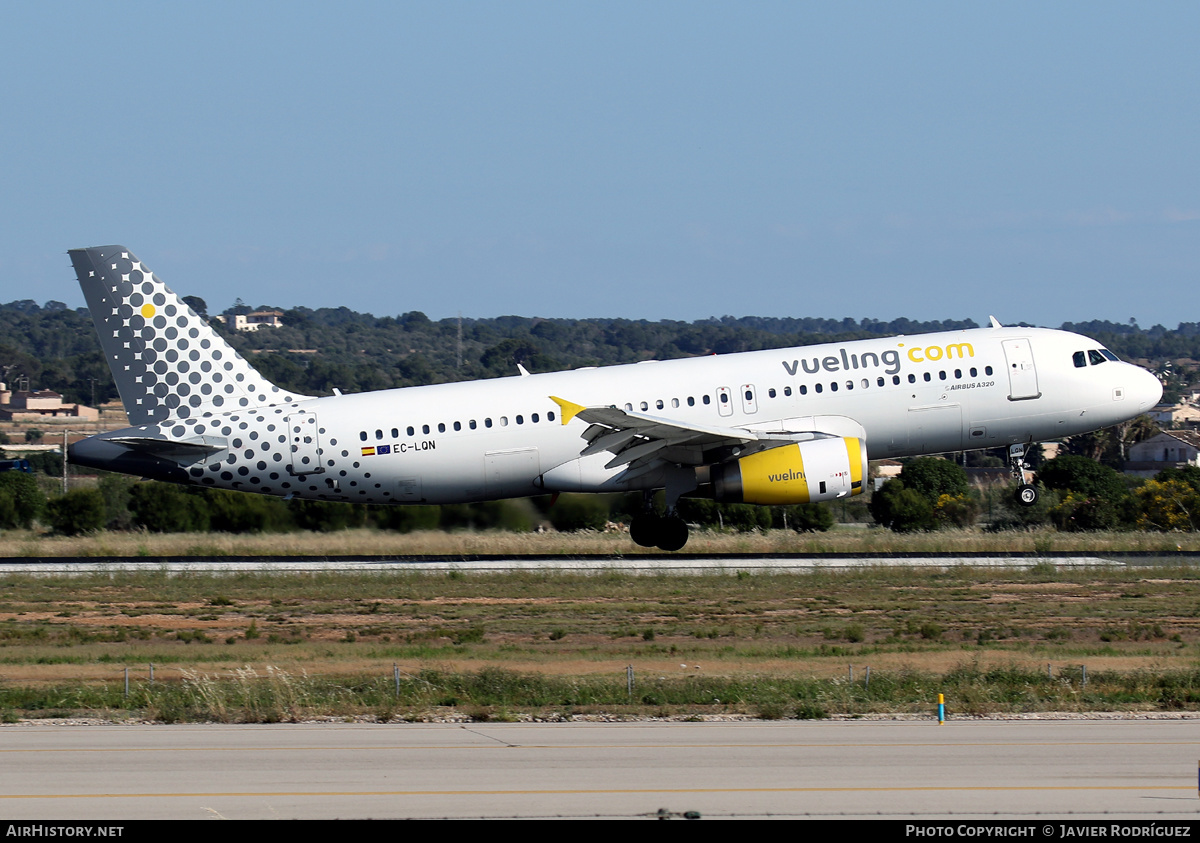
1135,367 -> 1163,411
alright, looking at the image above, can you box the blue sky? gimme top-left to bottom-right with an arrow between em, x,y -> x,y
1,2 -> 1196,327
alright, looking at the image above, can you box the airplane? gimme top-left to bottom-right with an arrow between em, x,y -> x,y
67,245 -> 1163,550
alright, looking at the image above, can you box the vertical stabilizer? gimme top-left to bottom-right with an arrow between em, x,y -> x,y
69,246 -> 308,425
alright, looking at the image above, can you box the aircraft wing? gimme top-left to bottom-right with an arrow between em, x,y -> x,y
549,395 -> 842,473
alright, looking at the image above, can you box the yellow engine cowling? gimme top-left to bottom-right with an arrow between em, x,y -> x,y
711,437 -> 866,505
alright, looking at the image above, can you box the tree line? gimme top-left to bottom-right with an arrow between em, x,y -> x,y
2,298 -> 1198,406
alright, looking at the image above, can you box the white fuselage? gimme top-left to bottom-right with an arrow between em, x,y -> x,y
155,325 -> 1160,505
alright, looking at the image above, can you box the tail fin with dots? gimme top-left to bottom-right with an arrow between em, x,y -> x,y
69,245 -> 308,425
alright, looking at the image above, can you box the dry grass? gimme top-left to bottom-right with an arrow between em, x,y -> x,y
6,525 -> 1200,557
4,562 -> 1200,719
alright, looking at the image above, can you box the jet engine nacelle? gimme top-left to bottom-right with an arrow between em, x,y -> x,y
710,437 -> 866,505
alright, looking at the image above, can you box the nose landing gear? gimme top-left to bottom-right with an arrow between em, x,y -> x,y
1009,443 -> 1040,506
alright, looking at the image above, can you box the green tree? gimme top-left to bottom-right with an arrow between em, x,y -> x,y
869,480 -> 936,532
1037,455 -> 1129,500
899,457 -> 969,500
546,494 -> 611,532
46,489 -> 106,535
778,503 -> 834,532
0,471 -> 44,528
128,482 -> 209,532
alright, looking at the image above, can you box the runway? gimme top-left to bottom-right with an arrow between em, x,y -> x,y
3,719 -> 1199,820
0,552 -> 1178,575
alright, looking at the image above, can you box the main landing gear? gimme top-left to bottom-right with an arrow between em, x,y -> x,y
630,511 -> 689,552
630,490 -> 690,551
1009,442 -> 1039,507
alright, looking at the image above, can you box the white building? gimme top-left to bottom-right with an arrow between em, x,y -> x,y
1125,430 -> 1200,476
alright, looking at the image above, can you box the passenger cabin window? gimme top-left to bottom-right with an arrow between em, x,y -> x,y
703,395 -> 711,405
407,426 -> 415,436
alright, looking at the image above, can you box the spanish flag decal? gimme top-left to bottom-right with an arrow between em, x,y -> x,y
361,446 -> 376,457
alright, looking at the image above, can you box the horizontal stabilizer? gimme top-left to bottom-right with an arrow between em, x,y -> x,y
107,435 -> 228,462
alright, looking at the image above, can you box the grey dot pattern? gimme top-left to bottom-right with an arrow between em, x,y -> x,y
68,246 -> 374,504
68,246 -> 305,426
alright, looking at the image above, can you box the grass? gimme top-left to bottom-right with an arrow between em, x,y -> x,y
4,524 -> 1200,557
2,561 -> 1200,720
5,664 -> 1200,723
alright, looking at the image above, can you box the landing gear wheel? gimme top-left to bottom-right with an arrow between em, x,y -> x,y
655,515 -> 689,552
630,513 -> 661,548
1016,484 -> 1039,507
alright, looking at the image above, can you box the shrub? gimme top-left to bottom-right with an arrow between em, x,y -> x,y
45,489 -> 106,535
546,494 -> 611,532
129,482 -> 209,532
0,471 -> 45,528
870,480 -> 936,532
900,457 -> 970,500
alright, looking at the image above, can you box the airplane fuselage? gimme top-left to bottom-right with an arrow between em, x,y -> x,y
74,324 -> 1162,506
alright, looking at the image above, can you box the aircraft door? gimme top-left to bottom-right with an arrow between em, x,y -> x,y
1002,339 -> 1041,401
740,384 -> 758,415
716,386 -> 733,417
286,412 -> 323,476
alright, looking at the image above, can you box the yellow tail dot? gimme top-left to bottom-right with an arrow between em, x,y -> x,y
141,304 -> 156,318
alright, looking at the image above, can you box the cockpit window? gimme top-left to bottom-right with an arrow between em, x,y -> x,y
1088,350 -> 1106,366
1100,349 -> 1119,362
1073,351 -> 1086,368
